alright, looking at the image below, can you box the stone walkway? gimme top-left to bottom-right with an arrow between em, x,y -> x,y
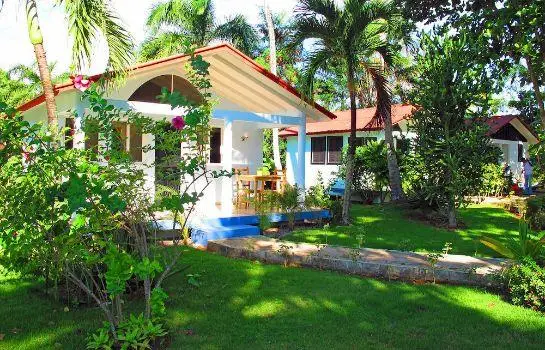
207,237 -> 509,287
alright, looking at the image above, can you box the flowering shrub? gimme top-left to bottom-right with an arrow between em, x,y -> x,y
0,50 -> 225,348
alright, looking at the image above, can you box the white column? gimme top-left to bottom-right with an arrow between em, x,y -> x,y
73,103 -> 85,150
221,118 -> 233,211
295,114 -> 306,191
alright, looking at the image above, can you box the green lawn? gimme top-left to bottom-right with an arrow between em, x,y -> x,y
283,204 -> 520,257
2,248 -> 545,349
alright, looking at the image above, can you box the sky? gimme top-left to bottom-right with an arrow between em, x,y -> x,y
0,0 -> 298,75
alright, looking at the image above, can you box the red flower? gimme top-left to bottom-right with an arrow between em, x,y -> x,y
172,116 -> 186,130
72,75 -> 92,92
22,151 -> 31,162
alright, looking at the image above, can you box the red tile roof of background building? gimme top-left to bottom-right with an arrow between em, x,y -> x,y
279,103 -> 416,136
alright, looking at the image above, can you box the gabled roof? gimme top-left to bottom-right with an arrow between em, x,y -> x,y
18,44 -> 336,121
484,114 -> 539,144
279,104 -> 415,136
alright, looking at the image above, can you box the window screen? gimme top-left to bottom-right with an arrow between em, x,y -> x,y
311,137 -> 326,164
327,136 -> 343,164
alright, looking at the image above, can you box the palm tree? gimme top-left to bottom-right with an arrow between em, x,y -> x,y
264,1 -> 283,171
8,62 -> 70,97
291,0 -> 398,224
140,0 -> 259,61
0,0 -> 133,127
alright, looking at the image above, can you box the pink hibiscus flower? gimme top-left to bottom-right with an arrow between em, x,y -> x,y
172,116 -> 186,130
72,75 -> 92,92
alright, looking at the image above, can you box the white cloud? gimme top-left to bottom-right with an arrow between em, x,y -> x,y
0,0 -> 297,74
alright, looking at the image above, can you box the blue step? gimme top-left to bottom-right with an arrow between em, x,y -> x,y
202,209 -> 330,227
192,224 -> 260,247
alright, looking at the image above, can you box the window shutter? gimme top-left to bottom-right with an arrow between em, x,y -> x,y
129,124 -> 143,162
311,137 -> 326,164
209,127 -> 222,163
518,144 -> 524,162
327,136 -> 343,164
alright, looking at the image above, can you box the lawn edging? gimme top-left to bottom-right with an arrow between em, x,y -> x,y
207,237 -> 510,287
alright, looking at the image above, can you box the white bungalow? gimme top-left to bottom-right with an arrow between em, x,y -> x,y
19,44 -> 335,219
280,104 -> 539,188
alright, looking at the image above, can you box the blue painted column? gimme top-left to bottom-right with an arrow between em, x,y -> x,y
296,114 -> 306,191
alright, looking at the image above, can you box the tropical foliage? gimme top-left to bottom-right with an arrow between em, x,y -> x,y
408,33 -> 500,228
290,0 -> 400,224
140,0 -> 258,60
0,51 -> 223,348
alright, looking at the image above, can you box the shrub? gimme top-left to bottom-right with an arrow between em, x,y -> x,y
500,257 -> 545,312
480,220 -> 545,262
305,171 -> 331,209
480,163 -> 507,197
0,50 -> 223,348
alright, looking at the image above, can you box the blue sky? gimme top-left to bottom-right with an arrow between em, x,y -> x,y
0,0 -> 298,74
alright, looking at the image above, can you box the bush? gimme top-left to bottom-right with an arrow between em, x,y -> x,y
305,172 -> 331,209
526,196 -> 545,230
500,257 -> 545,312
480,163 -> 507,197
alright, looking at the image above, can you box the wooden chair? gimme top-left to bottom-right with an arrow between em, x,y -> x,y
233,166 -> 251,208
272,169 -> 287,193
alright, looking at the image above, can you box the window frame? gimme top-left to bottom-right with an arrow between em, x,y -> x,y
209,127 -> 222,164
326,136 -> 343,165
310,136 -> 326,165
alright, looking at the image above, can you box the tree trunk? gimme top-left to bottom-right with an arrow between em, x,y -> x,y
447,201 -> 457,229
34,43 -> 57,127
525,55 -> 545,129
26,0 -> 57,128
264,1 -> 282,171
383,106 -> 404,201
341,66 -> 357,225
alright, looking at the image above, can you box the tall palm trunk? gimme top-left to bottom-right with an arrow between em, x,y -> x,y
383,105 -> 404,201
341,64 -> 357,225
525,55 -> 545,130
264,1 -> 282,171
26,0 -> 57,127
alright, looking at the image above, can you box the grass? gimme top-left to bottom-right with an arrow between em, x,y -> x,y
283,203 -> 520,257
2,248 -> 545,349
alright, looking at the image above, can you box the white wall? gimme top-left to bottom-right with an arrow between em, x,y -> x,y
286,121 -> 416,188
491,139 -> 528,183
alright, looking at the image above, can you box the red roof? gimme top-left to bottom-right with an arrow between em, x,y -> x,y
485,115 -> 518,135
18,44 -> 336,120
280,103 -> 416,136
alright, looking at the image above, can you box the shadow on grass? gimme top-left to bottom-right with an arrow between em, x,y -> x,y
167,249 -> 545,349
284,204 -> 521,258
3,248 -> 544,349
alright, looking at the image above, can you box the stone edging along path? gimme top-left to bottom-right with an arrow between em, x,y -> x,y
207,237 -> 509,287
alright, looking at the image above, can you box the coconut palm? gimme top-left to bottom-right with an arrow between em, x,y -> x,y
140,0 -> 259,61
8,62 -> 70,97
0,0 -> 133,127
264,1 -> 282,171
291,0 -> 399,224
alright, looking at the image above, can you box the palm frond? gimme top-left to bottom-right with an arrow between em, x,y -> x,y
60,0 -> 134,74
138,32 -> 189,62
300,47 -> 335,100
214,14 -> 259,57
365,64 -> 391,127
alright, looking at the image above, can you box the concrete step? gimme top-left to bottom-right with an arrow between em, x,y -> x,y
191,224 -> 260,247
